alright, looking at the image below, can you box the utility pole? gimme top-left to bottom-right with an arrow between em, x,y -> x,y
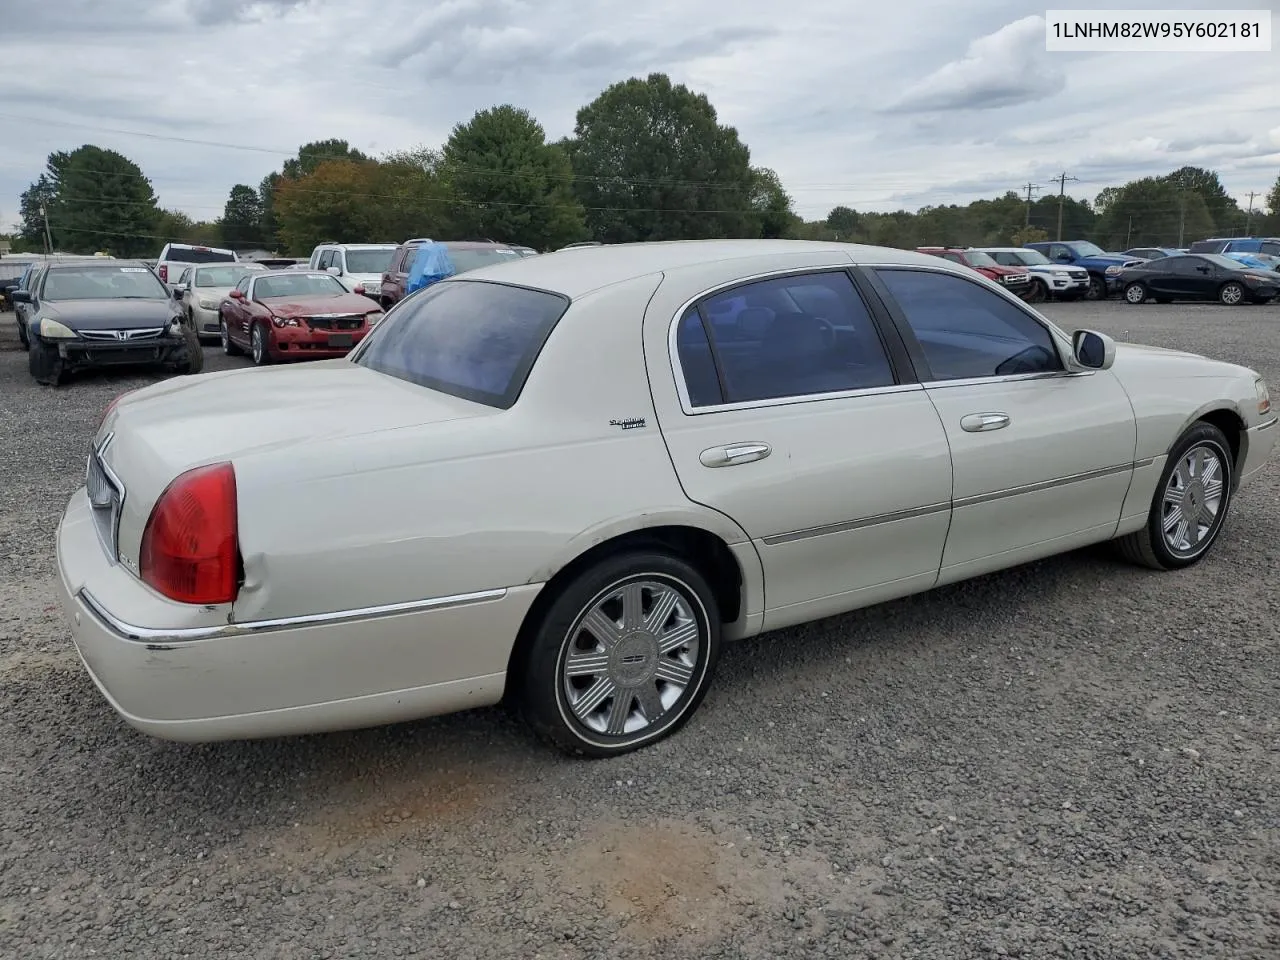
1048,171 -> 1078,240
1021,182 -> 1041,227
1244,190 -> 1259,235
1176,171 -> 1188,248
1126,216 -> 1133,249
39,204 -> 53,255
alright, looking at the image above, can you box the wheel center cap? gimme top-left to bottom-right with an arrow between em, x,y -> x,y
611,632 -> 658,685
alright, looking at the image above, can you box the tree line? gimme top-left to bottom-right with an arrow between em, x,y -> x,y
9,71 -> 1280,258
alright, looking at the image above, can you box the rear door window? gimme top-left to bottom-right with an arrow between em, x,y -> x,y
353,280 -> 569,409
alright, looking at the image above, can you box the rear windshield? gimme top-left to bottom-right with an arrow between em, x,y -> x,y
165,247 -> 236,264
345,249 -> 396,273
1187,241 -> 1223,253
195,265 -> 261,287
352,280 -> 569,409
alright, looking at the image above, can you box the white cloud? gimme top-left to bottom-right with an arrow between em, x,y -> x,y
887,16 -> 1065,112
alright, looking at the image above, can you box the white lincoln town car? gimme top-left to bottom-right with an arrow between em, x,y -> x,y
55,240 -> 1277,756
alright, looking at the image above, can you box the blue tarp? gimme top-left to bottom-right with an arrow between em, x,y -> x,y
406,242 -> 455,295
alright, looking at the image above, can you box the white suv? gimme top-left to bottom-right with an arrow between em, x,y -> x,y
308,243 -> 398,299
975,247 -> 1090,302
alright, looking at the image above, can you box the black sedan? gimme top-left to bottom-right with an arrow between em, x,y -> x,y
1118,253 -> 1279,306
12,259 -> 203,385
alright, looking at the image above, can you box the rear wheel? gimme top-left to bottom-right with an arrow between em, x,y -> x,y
250,323 -> 272,365
1219,282 -> 1245,306
219,316 -> 242,356
1123,282 -> 1148,304
1085,274 -> 1107,300
517,551 -> 721,757
1114,422 -> 1234,570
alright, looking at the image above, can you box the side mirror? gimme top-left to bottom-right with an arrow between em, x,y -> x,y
1055,254 -> 1072,262
171,285 -> 186,298
325,266 -> 341,275
1072,329 -> 1115,370
353,285 -> 366,296
229,289 -> 245,300
11,290 -> 32,304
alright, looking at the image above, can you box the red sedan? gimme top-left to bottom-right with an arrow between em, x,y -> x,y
218,270 -> 384,365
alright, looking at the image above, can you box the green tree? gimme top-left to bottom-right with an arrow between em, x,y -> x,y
22,145 -> 161,255
824,205 -> 860,240
747,167 -> 797,239
220,184 -> 263,248
372,147 -> 454,241
1011,224 -> 1049,245
1094,176 -> 1212,249
568,73 -> 756,242
1161,165 -> 1243,236
18,174 -> 57,250
259,173 -> 281,248
273,158 -> 388,254
155,209 -> 221,247
282,139 -> 369,180
439,105 -> 585,249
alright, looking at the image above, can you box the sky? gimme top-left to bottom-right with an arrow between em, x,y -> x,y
1,0 -> 1278,235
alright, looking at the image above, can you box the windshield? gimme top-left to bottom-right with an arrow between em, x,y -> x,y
963,250 -> 997,267
43,264 -> 168,300
353,280 -> 569,409
1068,241 -> 1105,257
195,265 -> 261,287
344,249 -> 396,274
254,273 -> 348,299
447,247 -> 522,273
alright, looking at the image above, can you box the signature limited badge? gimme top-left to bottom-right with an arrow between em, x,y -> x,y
609,417 -> 647,431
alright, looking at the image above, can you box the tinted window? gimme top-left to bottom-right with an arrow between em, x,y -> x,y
353,280 -> 569,409
989,252 -> 1019,266
1260,241 -> 1280,257
1164,256 -> 1205,275
394,246 -> 418,273
1187,240 -> 1223,253
235,276 -> 251,296
681,271 -> 895,406
195,265 -> 260,287
446,247 -> 522,273
166,247 -> 235,264
345,249 -> 396,273
875,268 -> 1063,381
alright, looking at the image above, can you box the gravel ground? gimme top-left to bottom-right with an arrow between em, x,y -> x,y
1,301 -> 1278,959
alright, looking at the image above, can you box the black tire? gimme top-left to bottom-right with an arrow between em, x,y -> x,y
1123,282 -> 1148,304
1219,282 -> 1245,306
250,322 -> 272,365
219,315 -> 242,356
175,324 -> 204,375
1025,278 -> 1048,303
1114,421 -> 1234,571
28,339 -> 66,386
17,314 -> 29,350
1084,274 -> 1107,300
517,550 -> 722,757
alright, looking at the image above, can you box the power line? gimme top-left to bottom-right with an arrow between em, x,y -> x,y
1020,182 -> 1041,227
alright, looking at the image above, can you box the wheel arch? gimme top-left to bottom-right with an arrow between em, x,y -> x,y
503,520 -> 762,701
1190,406 -> 1246,481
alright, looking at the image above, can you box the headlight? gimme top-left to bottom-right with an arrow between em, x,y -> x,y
39,317 -> 77,339
365,311 -> 383,326
1105,265 -> 1122,276
198,298 -> 217,309
1241,275 -> 1261,286
1257,378 -> 1271,416
271,316 -> 299,328
1052,269 -> 1071,277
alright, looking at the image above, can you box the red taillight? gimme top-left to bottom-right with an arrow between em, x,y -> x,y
139,462 -> 240,605
158,263 -> 168,282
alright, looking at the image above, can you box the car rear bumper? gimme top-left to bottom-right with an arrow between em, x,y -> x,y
55,486 -> 538,742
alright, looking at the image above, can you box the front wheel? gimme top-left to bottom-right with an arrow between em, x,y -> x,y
250,323 -> 272,366
1123,282 -> 1148,304
517,551 -> 721,757
174,325 -> 204,375
1024,278 -> 1048,303
1114,422 -> 1234,570
1219,282 -> 1245,306
28,339 -> 66,386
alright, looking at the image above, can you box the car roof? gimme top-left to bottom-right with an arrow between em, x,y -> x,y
254,269 -> 343,278
454,239 -> 952,298
46,258 -> 144,270
318,242 -> 398,249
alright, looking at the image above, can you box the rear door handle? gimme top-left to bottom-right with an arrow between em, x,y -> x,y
699,442 -> 772,467
960,412 -> 1010,433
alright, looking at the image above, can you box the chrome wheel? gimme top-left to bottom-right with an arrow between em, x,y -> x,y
251,325 -> 265,364
219,319 -> 230,352
1220,282 -> 1244,305
1124,282 -> 1146,304
559,578 -> 701,738
1161,443 -> 1226,557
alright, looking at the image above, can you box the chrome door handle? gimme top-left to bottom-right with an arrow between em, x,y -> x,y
960,412 -> 1010,433
699,442 -> 772,467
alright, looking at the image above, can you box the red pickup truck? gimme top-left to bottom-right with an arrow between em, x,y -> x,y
916,247 -> 1033,299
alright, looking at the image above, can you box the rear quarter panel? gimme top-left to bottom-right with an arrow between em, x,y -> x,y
229,274 -> 755,628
